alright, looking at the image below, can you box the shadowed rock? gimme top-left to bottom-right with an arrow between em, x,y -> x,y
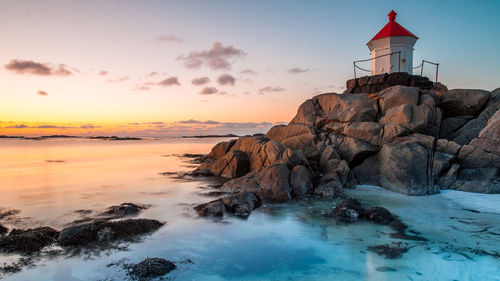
0,227 -> 59,253
130,258 -> 176,279
195,191 -> 261,218
367,242 -> 409,259
439,89 -> 490,117
0,224 -> 7,236
58,219 -> 164,247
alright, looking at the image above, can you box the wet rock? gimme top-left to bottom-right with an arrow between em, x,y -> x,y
130,258 -> 176,279
438,163 -> 460,188
194,200 -> 225,217
365,206 -> 394,225
450,168 -> 500,194
58,219 -> 164,247
265,123 -> 316,150
458,145 -> 500,169
367,242 -> 409,259
98,203 -> 147,219
0,209 -> 20,220
221,192 -> 261,217
195,192 -> 261,218
439,89 -> 490,117
333,198 -> 364,222
289,165 -> 313,197
0,227 -> 59,253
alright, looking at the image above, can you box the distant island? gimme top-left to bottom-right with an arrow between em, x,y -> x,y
180,134 -> 239,138
0,135 -> 142,141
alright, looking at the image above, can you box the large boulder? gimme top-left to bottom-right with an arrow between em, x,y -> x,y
206,139 -> 236,160
379,104 -> 432,133
448,104 -> 499,145
469,110 -> 500,154
0,227 -> 59,253
439,116 -> 473,138
196,150 -> 250,178
457,145 -> 500,169
265,123 -> 316,150
449,168 -> 500,194
330,135 -> 378,166
221,164 -> 294,202
439,89 -> 490,117
378,85 -> 419,115
378,142 -> 438,195
291,93 -> 378,128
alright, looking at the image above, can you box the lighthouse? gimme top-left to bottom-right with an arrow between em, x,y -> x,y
366,10 -> 418,75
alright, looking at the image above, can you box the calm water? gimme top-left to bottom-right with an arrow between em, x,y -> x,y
0,138 -> 499,281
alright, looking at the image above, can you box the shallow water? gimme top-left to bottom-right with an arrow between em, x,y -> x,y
0,138 -> 499,281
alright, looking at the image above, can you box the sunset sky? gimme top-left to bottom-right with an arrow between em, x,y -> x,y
1,0 -> 499,137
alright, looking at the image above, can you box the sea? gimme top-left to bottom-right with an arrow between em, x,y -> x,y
0,137 -> 499,281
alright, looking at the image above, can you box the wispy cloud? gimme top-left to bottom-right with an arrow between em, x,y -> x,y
156,34 -> 184,43
98,70 -> 108,76
37,90 -> 48,96
259,86 -> 285,94
177,42 -> 246,70
80,124 -> 101,129
107,76 -> 129,83
4,59 -> 75,76
191,77 -> 210,86
217,74 -> 235,86
158,76 -> 180,86
287,67 -> 310,74
200,86 -> 218,95
240,69 -> 257,75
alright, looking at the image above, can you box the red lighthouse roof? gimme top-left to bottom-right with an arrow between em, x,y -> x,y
367,10 -> 418,43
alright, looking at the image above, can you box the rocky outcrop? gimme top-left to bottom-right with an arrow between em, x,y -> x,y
58,219 -> 164,247
194,191 -> 261,217
130,258 -> 176,279
0,227 -> 59,253
193,82 -> 500,217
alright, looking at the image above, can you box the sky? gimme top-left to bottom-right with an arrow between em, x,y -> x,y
1,0 -> 499,137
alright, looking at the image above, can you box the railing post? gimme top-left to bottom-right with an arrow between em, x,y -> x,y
421,60 -> 424,77
435,63 -> 439,86
353,62 -> 356,79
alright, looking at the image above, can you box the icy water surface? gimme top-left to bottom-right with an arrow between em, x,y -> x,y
0,138 -> 499,280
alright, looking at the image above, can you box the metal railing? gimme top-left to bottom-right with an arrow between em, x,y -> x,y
353,51 -> 401,79
353,53 -> 440,86
413,60 -> 439,84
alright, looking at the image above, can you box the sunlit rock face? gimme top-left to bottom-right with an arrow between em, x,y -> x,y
195,83 -> 500,214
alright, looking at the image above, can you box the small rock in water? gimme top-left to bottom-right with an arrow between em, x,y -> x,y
375,266 -> 397,272
194,191 -> 261,218
130,258 -> 176,279
58,219 -> 164,247
0,227 -> 59,253
98,203 -> 148,219
365,206 -> 394,225
367,242 -> 409,259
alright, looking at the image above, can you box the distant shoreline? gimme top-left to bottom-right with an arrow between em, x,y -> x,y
0,134 -> 247,140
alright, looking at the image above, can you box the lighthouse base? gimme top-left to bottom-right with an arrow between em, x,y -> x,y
345,73 -> 436,94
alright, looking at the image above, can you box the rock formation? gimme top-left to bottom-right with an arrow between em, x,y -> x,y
193,78 -> 500,217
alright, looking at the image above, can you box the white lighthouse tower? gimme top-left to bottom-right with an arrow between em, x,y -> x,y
366,10 -> 418,75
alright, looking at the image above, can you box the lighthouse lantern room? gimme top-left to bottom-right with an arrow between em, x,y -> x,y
367,10 -> 418,75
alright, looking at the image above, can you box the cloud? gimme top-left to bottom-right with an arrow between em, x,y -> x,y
200,87 -> 218,95
240,69 -> 257,75
287,67 -> 310,74
146,72 -> 157,77
259,86 -> 285,94
80,124 -> 101,129
156,34 -> 184,43
158,76 -> 180,86
191,77 -> 210,86
4,59 -> 74,76
107,76 -> 129,83
6,124 -> 28,128
177,119 -> 221,125
98,70 -> 108,76
37,90 -> 48,96
217,74 -> 235,86
176,42 -> 246,70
